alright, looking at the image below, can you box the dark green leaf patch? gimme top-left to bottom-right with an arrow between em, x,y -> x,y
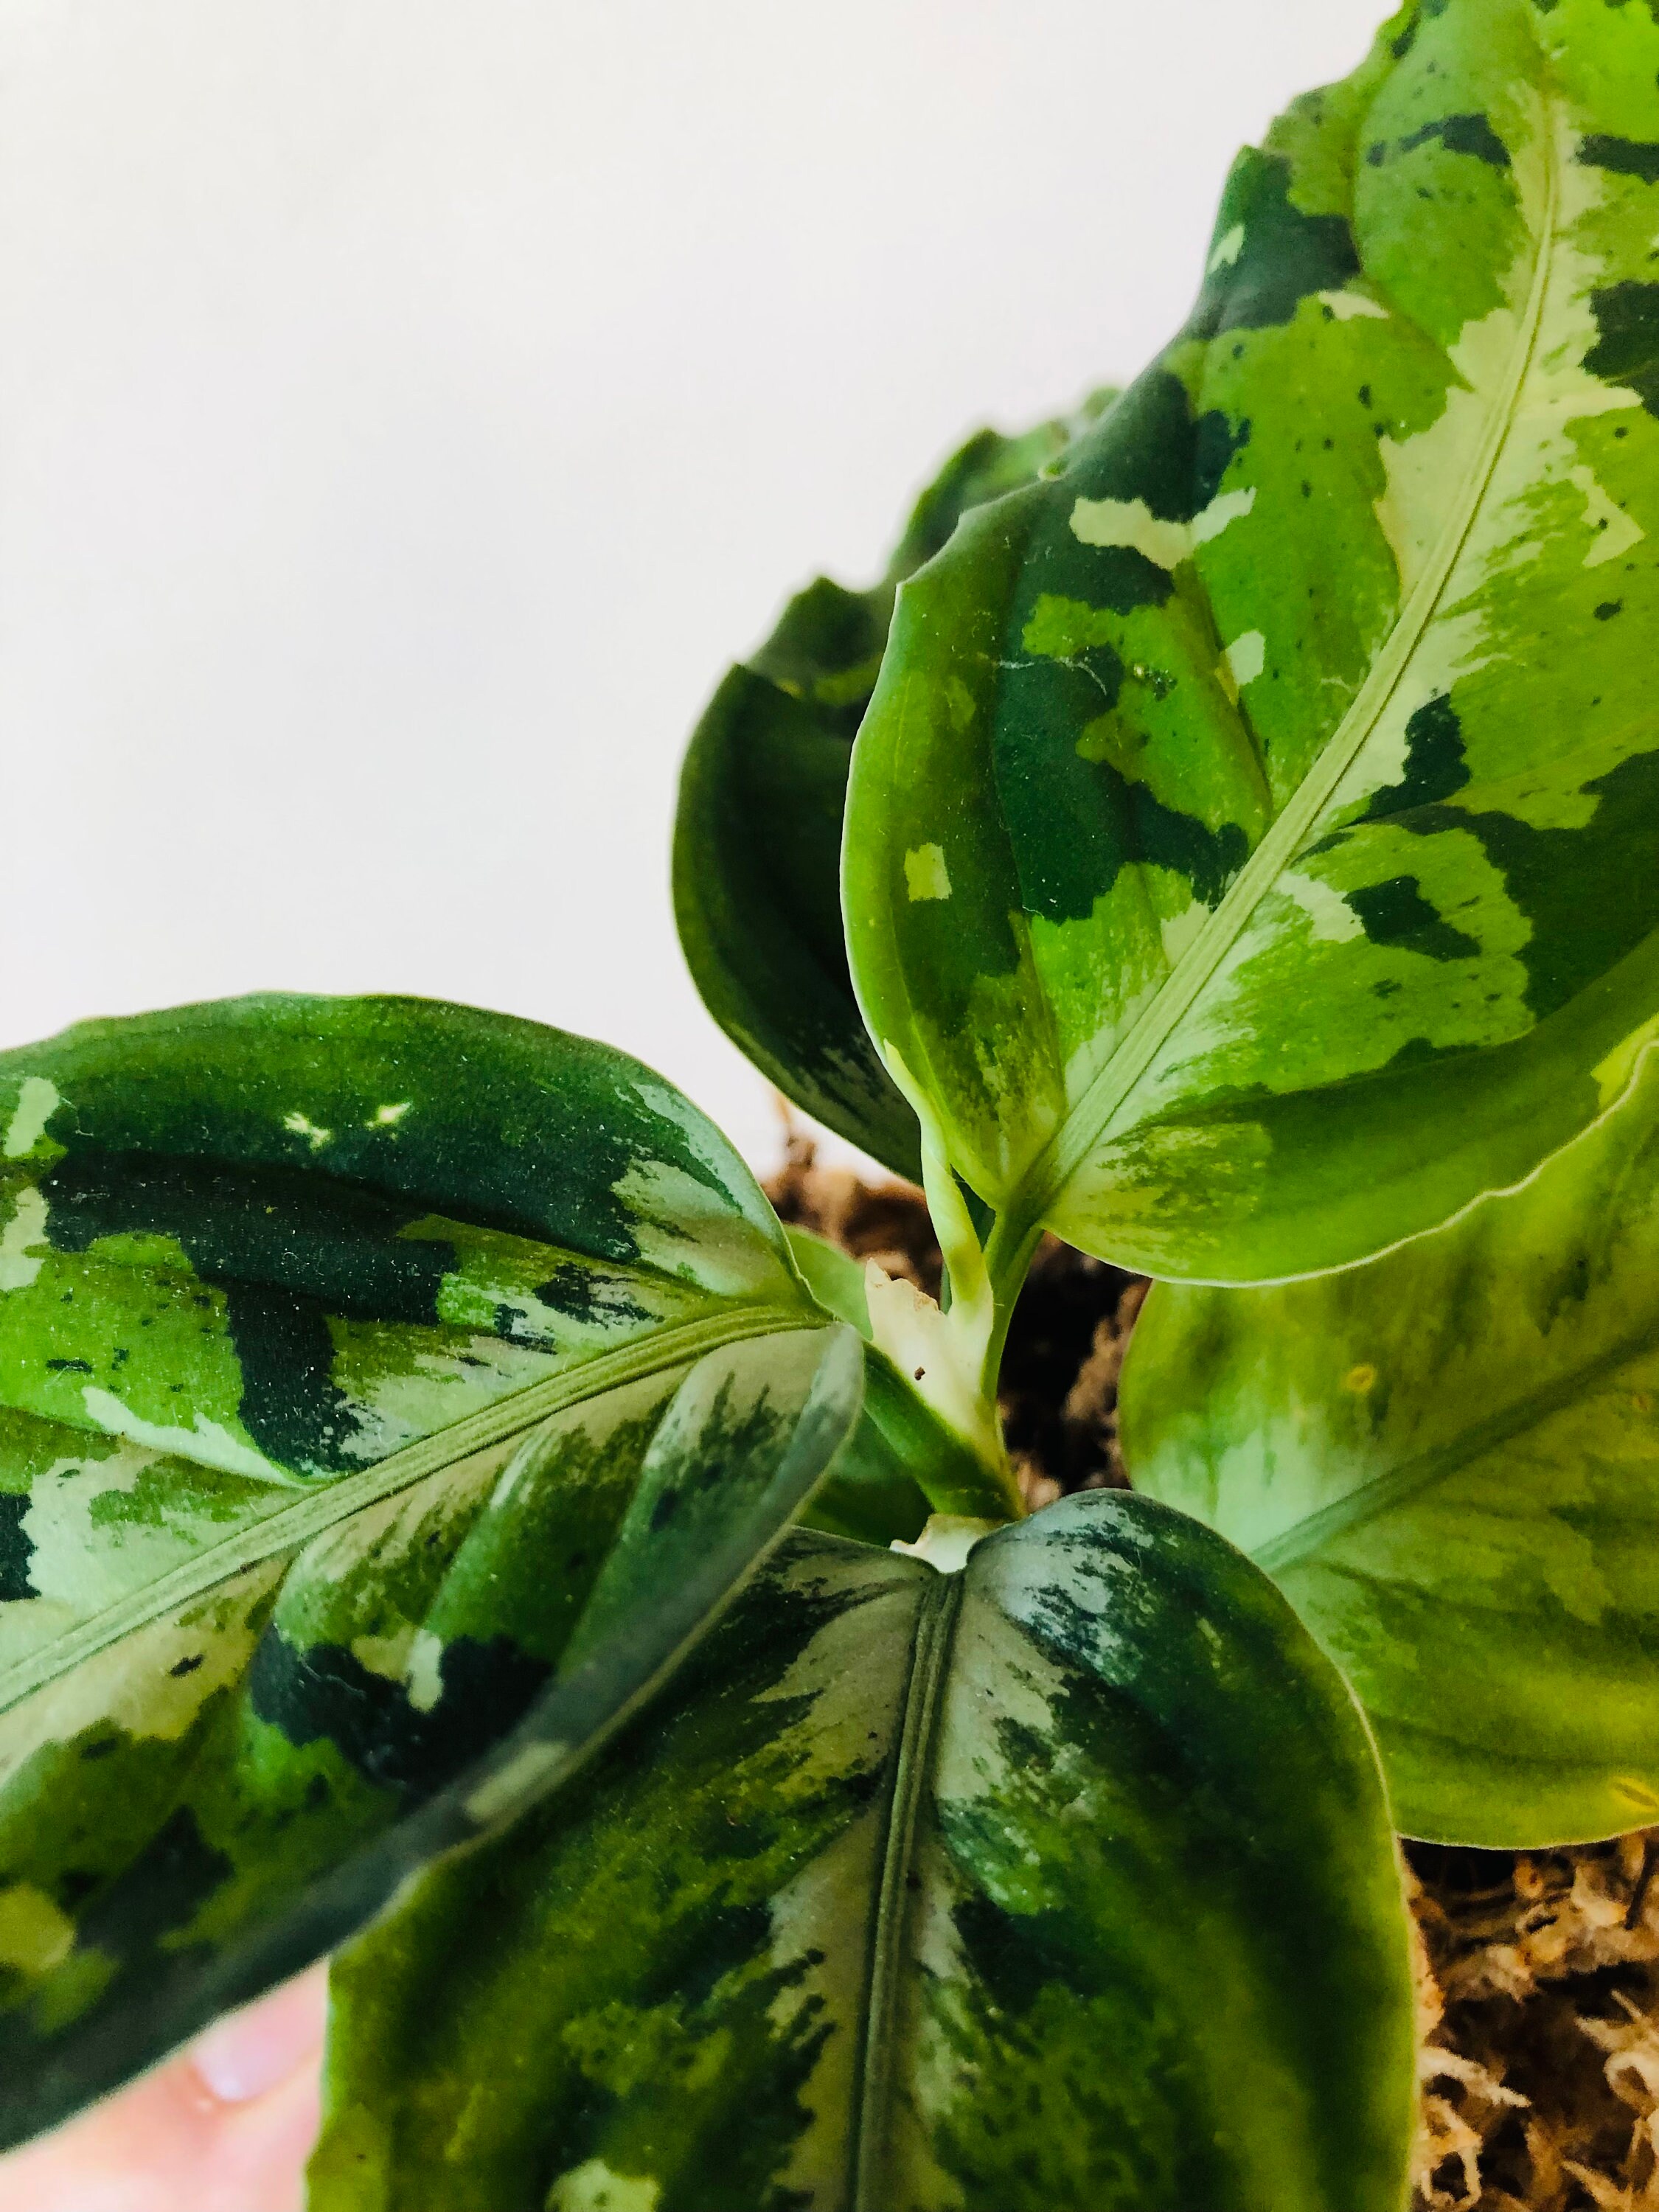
0,996 -> 787,1280
993,706 -> 1251,925
0,1498 -> 33,1604
1357,695 -> 1472,821
1346,873 -> 1483,961
38,1153 -> 457,1326
1189,151 -> 1361,338
33,1149 -> 459,1475
1579,132 -> 1659,182
1367,111 -> 1512,167
247,1633 -> 553,1801
1061,369 -> 1220,531
1587,279 -> 1659,417
1401,748 -> 1659,1015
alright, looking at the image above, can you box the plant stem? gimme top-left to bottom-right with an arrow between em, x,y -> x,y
978,1204 -> 1043,1406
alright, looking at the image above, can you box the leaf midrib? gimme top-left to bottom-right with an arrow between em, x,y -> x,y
1016,97 -> 1561,1239
1251,1308 -> 1658,1578
849,1565 -> 964,2212
0,1301 -> 822,1721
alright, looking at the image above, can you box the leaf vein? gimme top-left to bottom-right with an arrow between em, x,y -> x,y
0,1303 -> 822,1720
1016,93 -> 1562,1242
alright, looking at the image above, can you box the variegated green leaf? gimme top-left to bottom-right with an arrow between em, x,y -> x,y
1121,1045 -> 1659,1851
845,0 -> 1659,1288
675,394 -> 1116,1180
312,1492 -> 1413,2212
0,994 -> 866,2149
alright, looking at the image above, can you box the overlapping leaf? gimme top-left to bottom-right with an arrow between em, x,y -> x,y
1121,1046 -> 1659,1849
675,393 -> 1115,1179
845,0 -> 1659,1283
312,1492 -> 1413,2212
0,995 -> 865,2146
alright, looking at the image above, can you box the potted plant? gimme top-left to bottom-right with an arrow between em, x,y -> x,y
3,0 -> 1656,2203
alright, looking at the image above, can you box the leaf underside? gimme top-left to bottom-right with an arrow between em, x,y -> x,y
845,0 -> 1659,1281
313,1492 -> 1413,2212
0,995 -> 863,2147
1122,1041 -> 1659,1849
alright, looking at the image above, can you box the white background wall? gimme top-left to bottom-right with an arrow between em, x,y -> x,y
0,0 -> 1388,1173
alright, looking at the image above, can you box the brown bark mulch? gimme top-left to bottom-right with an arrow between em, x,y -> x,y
767,1138 -> 1659,2212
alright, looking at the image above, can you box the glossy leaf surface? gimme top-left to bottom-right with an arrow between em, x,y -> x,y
846,0 -> 1659,1281
0,995 -> 861,2146
675,394 -> 1114,1180
1122,1049 -> 1659,1848
313,1492 -> 1413,2212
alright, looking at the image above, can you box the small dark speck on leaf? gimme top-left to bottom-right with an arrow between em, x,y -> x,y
170,1654 -> 204,1677
914,1367 -> 925,1381
44,1358 -> 93,1374
1596,600 -> 1624,619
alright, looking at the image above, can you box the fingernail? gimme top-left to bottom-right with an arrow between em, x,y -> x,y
191,1969 -> 327,2104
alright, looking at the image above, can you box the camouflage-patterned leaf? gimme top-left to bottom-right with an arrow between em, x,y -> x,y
0,995 -> 865,2148
311,1492 -> 1413,2212
1120,1046 -> 1659,1850
844,0 -> 1659,1287
675,393 -> 1116,1180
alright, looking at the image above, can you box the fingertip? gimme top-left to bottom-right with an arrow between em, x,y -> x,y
0,1966 -> 330,2212
191,1966 -> 330,2106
